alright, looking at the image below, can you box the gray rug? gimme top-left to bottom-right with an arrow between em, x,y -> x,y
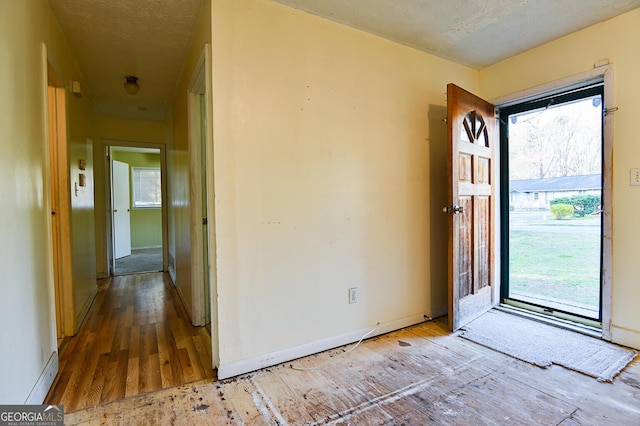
115,247 -> 162,275
460,310 -> 637,382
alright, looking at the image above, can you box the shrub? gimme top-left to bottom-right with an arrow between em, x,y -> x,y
550,194 -> 601,217
550,203 -> 574,220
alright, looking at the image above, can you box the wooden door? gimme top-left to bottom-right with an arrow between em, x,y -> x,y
446,84 -> 496,331
48,85 -> 63,342
199,94 -> 211,324
47,81 -> 73,338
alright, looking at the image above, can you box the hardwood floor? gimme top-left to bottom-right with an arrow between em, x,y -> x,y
45,272 -> 214,412
64,317 -> 639,425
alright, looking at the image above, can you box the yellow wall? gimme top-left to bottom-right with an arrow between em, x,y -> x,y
169,0 -> 212,322
0,0 -> 96,402
480,8 -> 640,349
111,151 -> 162,249
211,0 -> 478,372
94,116 -> 168,144
93,117 -> 167,277
6,0 -> 632,402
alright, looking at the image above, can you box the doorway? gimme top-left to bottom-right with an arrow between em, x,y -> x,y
499,83 -> 605,325
105,144 -> 167,276
188,45 -> 215,328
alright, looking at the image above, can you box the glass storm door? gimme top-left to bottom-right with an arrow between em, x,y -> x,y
500,84 -> 604,323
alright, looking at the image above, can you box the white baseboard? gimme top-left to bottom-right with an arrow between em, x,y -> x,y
173,280 -> 195,325
25,351 -> 58,404
217,313 -> 428,380
611,325 -> 640,350
429,308 -> 448,319
74,286 -> 98,334
168,267 -> 176,284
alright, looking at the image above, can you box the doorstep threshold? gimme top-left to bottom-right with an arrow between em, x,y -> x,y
495,304 -> 603,339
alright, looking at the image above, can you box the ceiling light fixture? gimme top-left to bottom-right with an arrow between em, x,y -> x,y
124,75 -> 140,95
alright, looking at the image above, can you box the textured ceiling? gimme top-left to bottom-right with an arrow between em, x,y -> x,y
272,0 -> 640,68
49,0 -> 204,121
49,0 -> 640,122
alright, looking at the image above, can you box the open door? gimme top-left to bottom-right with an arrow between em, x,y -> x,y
112,159 -> 132,259
446,84 -> 496,331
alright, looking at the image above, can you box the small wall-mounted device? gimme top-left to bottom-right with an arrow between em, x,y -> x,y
72,80 -> 82,98
349,287 -> 358,304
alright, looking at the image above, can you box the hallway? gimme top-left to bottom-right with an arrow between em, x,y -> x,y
45,273 -> 215,412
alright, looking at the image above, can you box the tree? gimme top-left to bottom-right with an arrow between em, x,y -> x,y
508,98 -> 602,180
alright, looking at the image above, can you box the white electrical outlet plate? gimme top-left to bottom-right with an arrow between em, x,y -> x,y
630,168 -> 640,186
349,287 -> 357,304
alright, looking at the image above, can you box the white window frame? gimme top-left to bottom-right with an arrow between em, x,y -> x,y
132,166 -> 162,208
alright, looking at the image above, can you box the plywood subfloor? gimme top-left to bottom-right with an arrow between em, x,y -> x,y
65,318 -> 640,425
45,273 -> 214,412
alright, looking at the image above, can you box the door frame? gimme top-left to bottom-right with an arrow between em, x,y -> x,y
188,47 -> 209,327
98,140 -> 168,277
188,44 -> 219,365
491,65 -> 614,340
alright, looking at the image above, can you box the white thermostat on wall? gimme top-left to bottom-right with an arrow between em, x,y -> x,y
630,168 -> 640,186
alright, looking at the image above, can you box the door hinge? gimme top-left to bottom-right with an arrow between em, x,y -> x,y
202,218 -> 208,225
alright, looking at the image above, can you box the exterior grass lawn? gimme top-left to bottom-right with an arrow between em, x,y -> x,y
509,229 -> 601,308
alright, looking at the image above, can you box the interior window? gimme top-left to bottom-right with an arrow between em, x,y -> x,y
132,167 -> 162,208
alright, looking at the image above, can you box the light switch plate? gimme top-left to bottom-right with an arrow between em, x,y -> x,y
631,169 -> 640,186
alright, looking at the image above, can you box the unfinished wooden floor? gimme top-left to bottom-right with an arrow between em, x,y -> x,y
65,317 -> 639,425
45,273 -> 214,412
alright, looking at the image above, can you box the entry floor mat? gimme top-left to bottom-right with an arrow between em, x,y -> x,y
460,309 -> 637,382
